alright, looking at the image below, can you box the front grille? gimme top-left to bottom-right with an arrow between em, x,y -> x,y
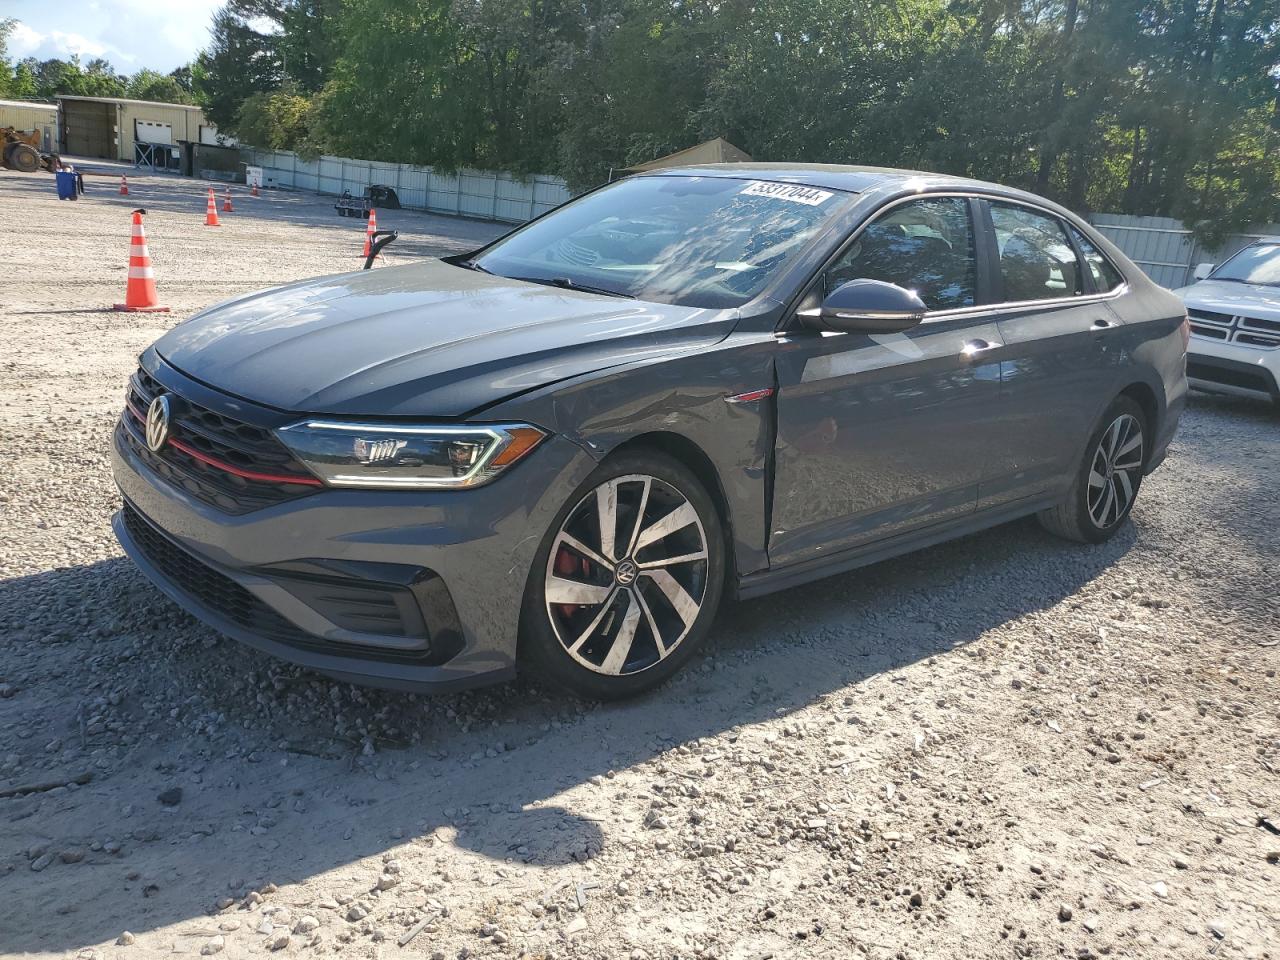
1240,315 -> 1280,335
1186,310 -> 1280,350
122,503 -> 435,664
122,367 -> 320,515
1188,308 -> 1233,326
1189,324 -> 1228,340
1237,332 -> 1280,348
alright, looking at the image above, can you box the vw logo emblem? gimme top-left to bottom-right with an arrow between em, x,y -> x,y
615,559 -> 638,587
145,395 -> 171,452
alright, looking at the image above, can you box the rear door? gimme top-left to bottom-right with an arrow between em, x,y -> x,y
769,195 -> 1007,567
977,200 -> 1124,509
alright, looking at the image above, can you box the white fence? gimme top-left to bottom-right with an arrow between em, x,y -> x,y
1089,213 -> 1278,289
242,148 -> 573,224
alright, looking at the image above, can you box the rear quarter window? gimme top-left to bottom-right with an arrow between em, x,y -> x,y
1070,226 -> 1125,292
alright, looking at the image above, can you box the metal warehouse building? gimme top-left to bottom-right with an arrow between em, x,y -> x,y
0,99 -> 59,153
57,95 -> 218,164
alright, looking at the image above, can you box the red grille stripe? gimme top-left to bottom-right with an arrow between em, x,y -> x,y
167,438 -> 324,487
125,401 -> 322,487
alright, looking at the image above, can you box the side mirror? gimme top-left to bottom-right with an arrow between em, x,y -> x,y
801,279 -> 927,334
1193,263 -> 1215,281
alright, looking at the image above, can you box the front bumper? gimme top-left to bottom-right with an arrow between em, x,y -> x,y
1187,336 -> 1280,402
112,418 -> 596,692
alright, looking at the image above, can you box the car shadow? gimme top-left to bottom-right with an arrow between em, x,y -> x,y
1,515 -> 1136,952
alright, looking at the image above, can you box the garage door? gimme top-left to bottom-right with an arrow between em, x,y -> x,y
62,100 -> 115,158
135,120 -> 173,145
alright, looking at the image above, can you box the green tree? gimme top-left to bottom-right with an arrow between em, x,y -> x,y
235,88 -> 317,152
10,60 -> 37,99
0,18 -> 14,98
194,5 -> 285,128
126,68 -> 194,104
12,55 -> 127,99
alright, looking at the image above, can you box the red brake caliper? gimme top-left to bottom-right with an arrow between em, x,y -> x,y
554,548 -> 591,619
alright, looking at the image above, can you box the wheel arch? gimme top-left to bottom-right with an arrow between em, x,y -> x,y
1118,381 -> 1159,461
606,431 -> 737,585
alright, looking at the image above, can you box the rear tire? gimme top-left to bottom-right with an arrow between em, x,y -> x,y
520,451 -> 726,700
1038,395 -> 1148,543
5,142 -> 40,173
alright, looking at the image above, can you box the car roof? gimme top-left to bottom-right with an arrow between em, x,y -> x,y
640,162 -> 1068,207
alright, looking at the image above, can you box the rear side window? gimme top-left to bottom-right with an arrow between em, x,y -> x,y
1069,227 -> 1125,292
990,203 -> 1084,302
826,197 -> 977,311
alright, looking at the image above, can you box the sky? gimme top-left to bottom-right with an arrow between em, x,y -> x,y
5,0 -> 224,75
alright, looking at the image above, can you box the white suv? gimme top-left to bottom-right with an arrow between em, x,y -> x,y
1175,238 -> 1280,406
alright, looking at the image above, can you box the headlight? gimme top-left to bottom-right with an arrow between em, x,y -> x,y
275,421 -> 547,489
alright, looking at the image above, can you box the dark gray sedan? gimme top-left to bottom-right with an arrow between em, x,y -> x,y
112,164 -> 1188,699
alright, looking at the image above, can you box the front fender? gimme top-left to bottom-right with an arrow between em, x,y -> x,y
485,332 -> 781,580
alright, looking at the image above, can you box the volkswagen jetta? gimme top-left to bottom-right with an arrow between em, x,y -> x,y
112,165 -> 1188,699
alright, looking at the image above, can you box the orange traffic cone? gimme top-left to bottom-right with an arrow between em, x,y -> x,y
113,209 -> 170,313
251,182 -> 259,197
119,175 -> 128,196
204,188 -> 220,226
222,187 -> 233,213
362,208 -> 378,258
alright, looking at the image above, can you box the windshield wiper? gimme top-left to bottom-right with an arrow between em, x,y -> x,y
453,259 -> 493,275
511,276 -> 635,299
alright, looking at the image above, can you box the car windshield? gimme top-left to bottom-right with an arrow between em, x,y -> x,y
1211,242 -> 1280,285
471,175 -> 851,308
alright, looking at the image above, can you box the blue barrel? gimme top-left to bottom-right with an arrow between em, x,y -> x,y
55,170 -> 79,200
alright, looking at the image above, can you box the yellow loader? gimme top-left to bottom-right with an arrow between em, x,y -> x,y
1,127 -> 59,173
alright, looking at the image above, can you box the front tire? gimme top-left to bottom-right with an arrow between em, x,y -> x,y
520,451 -> 726,700
1038,395 -> 1148,543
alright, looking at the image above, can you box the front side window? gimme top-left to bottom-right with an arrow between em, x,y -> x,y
990,203 -> 1084,302
473,175 -> 852,309
1210,242 -> 1280,286
826,197 -> 977,311
1070,226 -> 1124,292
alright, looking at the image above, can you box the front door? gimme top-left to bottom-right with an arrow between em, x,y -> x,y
769,196 -> 1006,568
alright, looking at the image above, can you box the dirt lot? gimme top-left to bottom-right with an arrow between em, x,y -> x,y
1,165 -> 1277,960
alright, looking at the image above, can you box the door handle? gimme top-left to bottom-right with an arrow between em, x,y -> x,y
1091,318 -> 1118,330
961,339 -> 1000,358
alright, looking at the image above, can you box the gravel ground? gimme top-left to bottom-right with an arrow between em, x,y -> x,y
1,165 -> 1277,960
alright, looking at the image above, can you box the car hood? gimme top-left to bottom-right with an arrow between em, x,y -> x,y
1175,279 -> 1280,321
155,260 -> 734,417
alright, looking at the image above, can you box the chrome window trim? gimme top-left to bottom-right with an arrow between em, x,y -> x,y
784,189 -> 1132,331
919,283 -> 1130,324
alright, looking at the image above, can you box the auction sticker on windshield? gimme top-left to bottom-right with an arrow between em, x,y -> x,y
739,181 -> 834,206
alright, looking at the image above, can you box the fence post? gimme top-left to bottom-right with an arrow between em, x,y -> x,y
492,173 -> 499,221
1186,237 -> 1203,288
529,179 -> 537,223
